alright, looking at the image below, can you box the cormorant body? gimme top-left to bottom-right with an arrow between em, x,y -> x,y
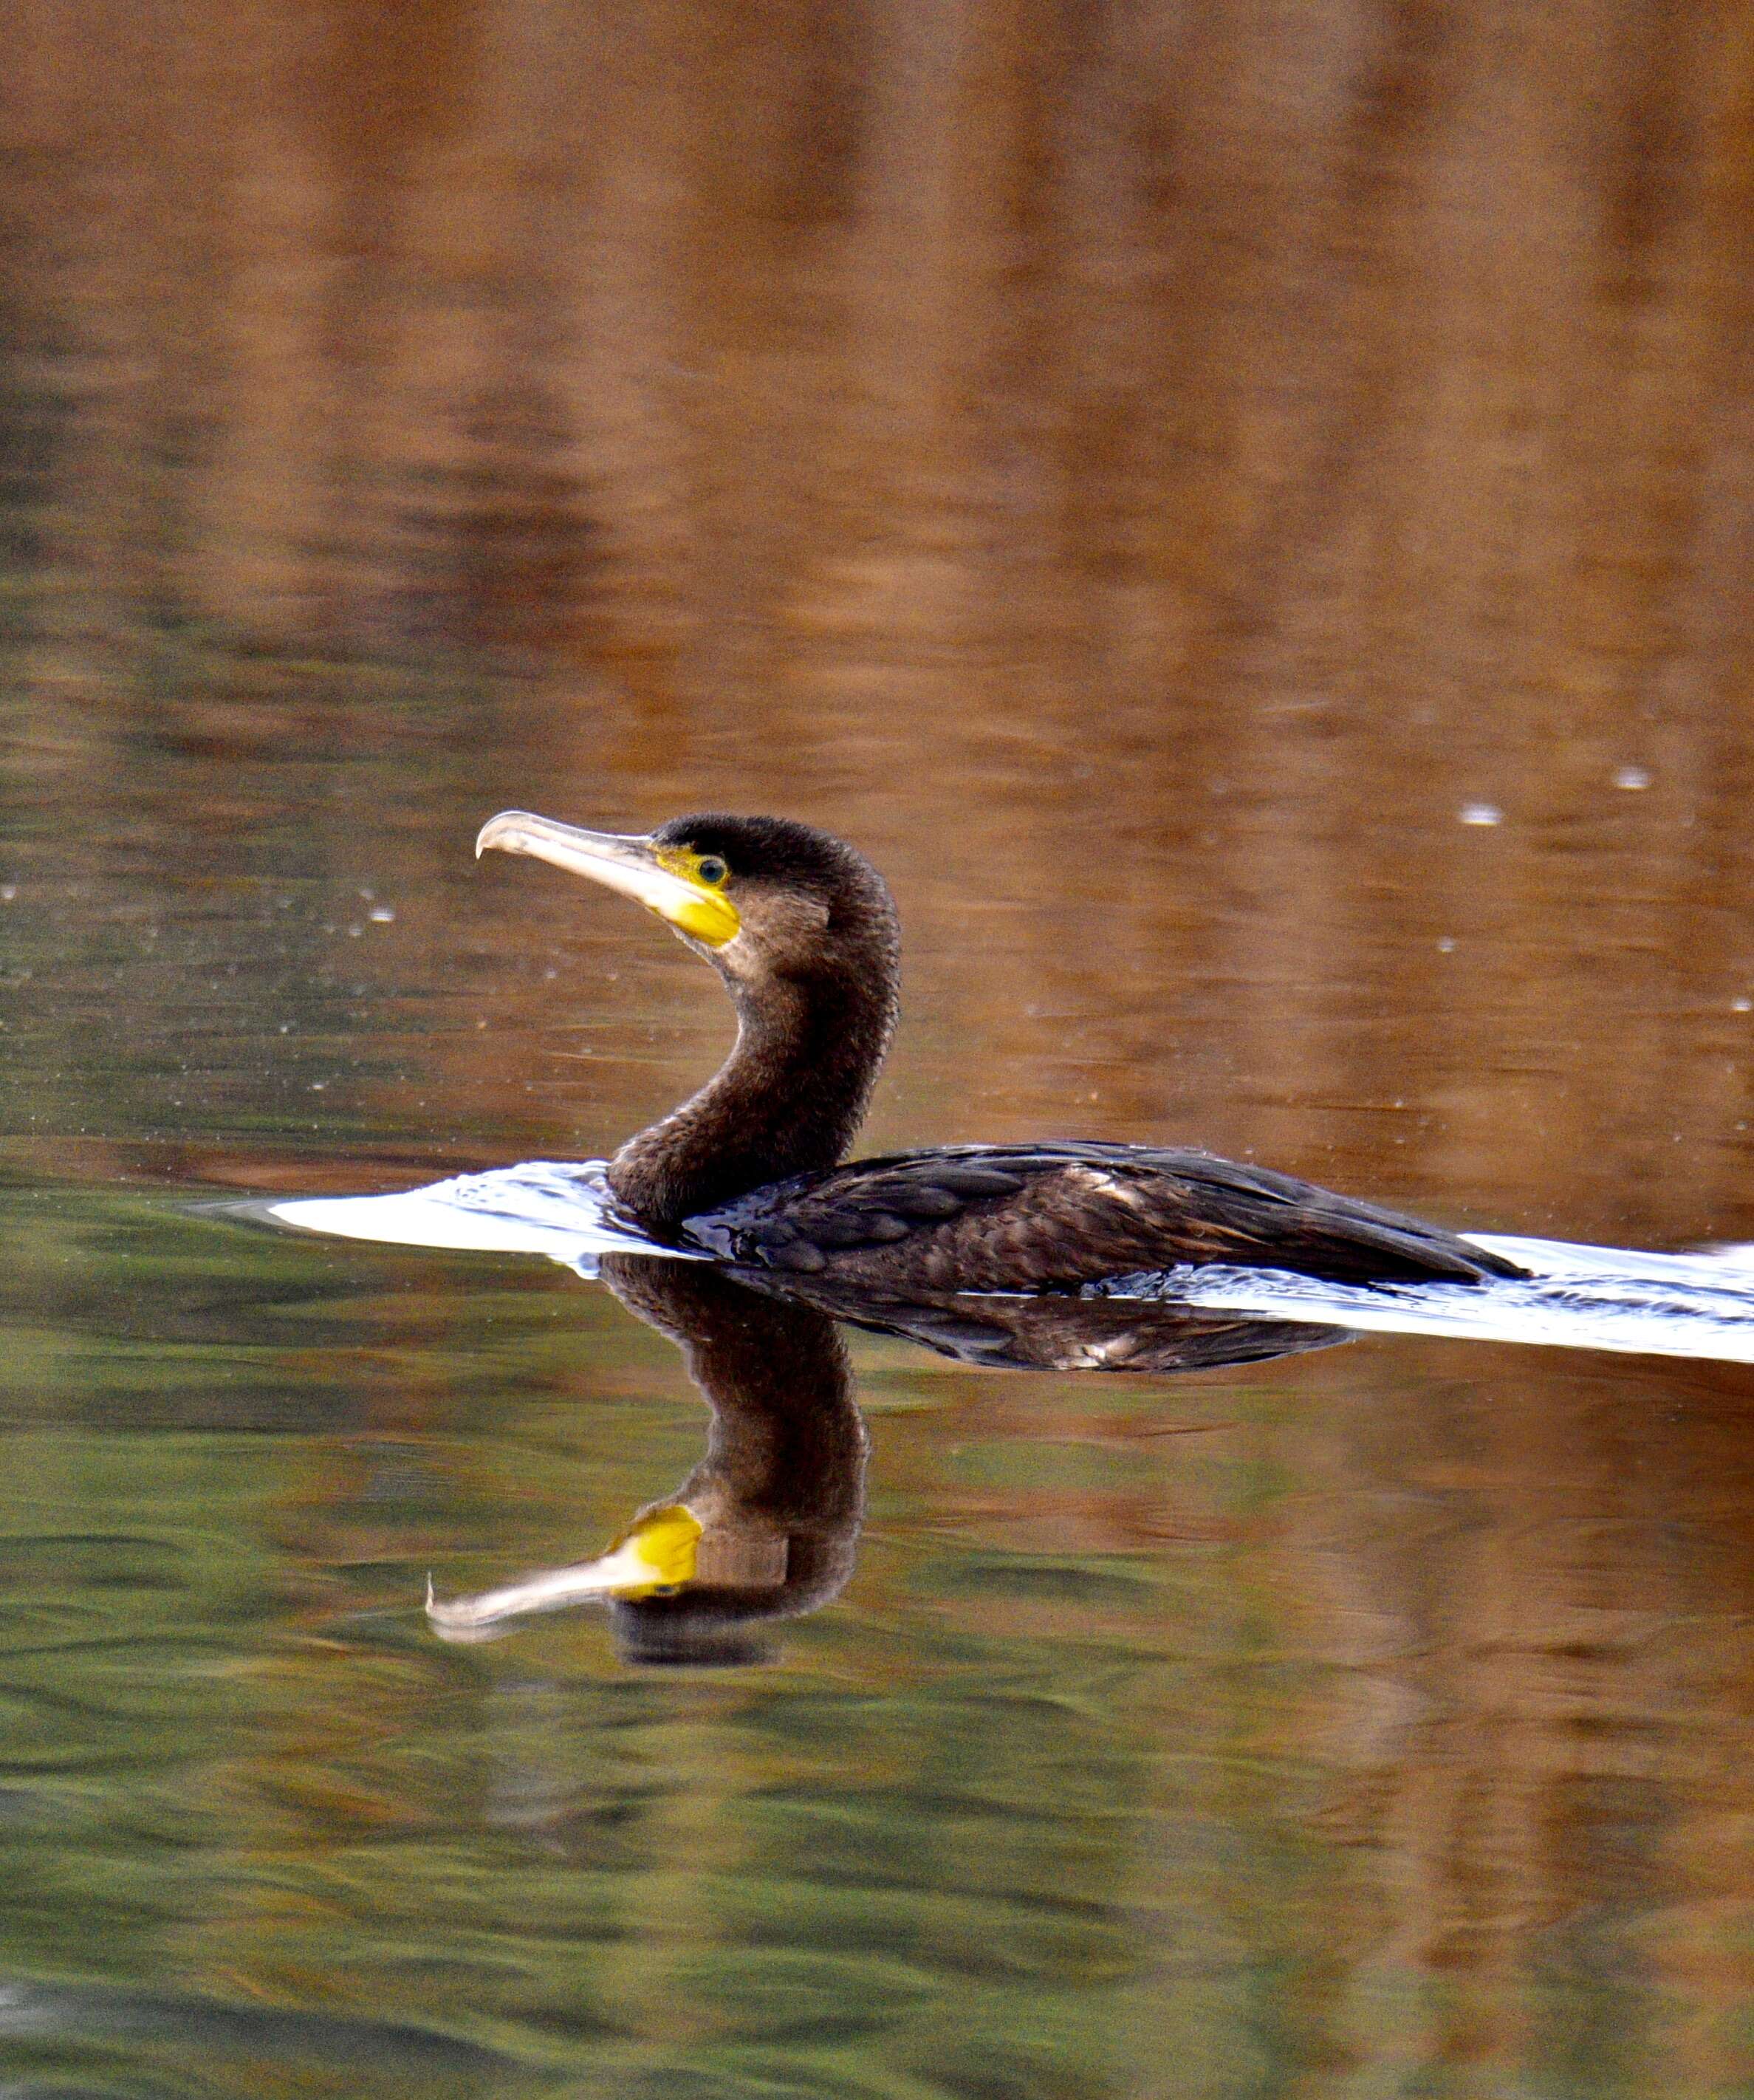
476,809 -> 1524,1294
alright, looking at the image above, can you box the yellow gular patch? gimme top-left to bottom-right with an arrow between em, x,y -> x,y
652,847 -> 741,948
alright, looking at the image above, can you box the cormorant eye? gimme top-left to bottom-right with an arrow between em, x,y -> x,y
697,855 -> 728,888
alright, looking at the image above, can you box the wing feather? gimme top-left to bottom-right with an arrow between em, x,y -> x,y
686,1140 -> 1524,1292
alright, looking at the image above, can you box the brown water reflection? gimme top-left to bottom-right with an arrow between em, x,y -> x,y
7,0 -> 1754,1242
5,1 -> 1754,2092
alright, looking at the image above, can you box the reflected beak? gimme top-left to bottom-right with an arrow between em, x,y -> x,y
476,810 -> 740,948
426,1503 -> 705,1643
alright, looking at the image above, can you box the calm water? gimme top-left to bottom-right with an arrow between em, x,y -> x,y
8,4 -> 1754,2093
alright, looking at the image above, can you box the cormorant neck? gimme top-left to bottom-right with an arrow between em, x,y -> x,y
607,952 -> 897,1233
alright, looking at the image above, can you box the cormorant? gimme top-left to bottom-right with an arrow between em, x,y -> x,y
476,810 -> 1524,1293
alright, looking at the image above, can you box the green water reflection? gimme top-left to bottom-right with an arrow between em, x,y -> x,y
1,1177 -> 1752,2095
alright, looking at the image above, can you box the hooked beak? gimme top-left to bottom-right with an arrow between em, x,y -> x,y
476,810 -> 740,948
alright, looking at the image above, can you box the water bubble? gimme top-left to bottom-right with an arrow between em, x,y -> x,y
1614,765 -> 1651,791
1459,801 -> 1503,827
368,906 -> 395,923
1436,935 -> 1456,954
1735,998 -> 1751,1014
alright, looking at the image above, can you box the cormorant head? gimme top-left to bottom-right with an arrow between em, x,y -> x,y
476,808 -> 898,994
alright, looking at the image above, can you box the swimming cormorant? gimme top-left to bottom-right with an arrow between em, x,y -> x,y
476,810 -> 1524,1292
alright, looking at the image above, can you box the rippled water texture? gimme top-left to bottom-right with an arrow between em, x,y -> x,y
7,3 -> 1754,2093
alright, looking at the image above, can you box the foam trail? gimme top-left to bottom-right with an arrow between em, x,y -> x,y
267,1160 -> 696,1279
1088,1231 -> 1754,1363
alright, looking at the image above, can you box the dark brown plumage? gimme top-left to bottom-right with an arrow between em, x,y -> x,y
687,1140 -> 1518,1289
476,809 -> 1525,1293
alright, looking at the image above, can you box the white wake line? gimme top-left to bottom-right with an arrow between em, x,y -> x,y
267,1160 -> 686,1267
1101,1234 -> 1754,1363
264,1163 -> 1754,1365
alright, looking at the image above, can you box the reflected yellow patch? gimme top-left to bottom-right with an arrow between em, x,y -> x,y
606,1503 -> 704,1597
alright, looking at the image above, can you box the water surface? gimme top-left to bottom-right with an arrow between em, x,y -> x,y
8,6 -> 1754,2092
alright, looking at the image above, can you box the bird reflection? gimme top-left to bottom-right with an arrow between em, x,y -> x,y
431,1258 -> 866,1666
428,1258 -> 1343,1666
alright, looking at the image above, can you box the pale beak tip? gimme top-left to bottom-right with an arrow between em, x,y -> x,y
475,811 -> 519,861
